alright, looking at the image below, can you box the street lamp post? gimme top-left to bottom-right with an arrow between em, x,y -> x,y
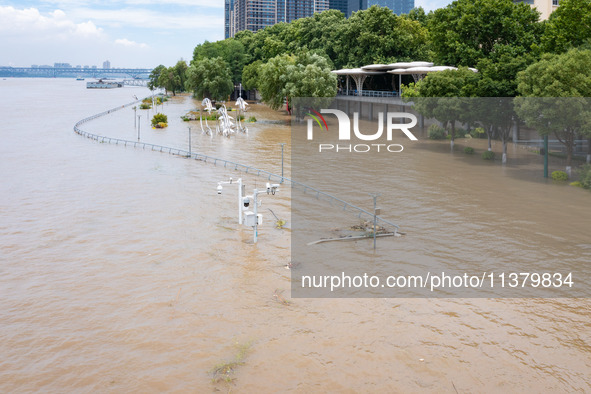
544,135 -> 549,178
137,115 -> 141,141
369,193 -> 380,250
188,126 -> 192,157
279,143 -> 286,183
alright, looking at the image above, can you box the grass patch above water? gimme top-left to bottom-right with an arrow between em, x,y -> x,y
211,341 -> 253,386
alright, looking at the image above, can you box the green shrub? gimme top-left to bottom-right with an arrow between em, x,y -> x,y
551,171 -> 568,181
142,98 -> 151,103
471,127 -> 485,139
482,151 -> 495,160
464,147 -> 474,154
570,181 -> 583,188
577,164 -> 591,189
247,116 -> 257,122
428,124 -> 446,140
139,103 -> 151,110
151,113 -> 168,127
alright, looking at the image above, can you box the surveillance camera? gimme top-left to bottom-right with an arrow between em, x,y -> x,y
242,196 -> 250,208
266,183 -> 280,195
217,184 -> 223,194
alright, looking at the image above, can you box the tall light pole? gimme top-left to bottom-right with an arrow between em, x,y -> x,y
279,143 -> 286,183
137,115 -> 141,141
544,135 -> 549,178
188,126 -> 192,157
134,106 -> 137,128
369,193 -> 380,250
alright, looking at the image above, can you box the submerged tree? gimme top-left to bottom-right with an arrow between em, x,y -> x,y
516,48 -> 591,173
402,67 -> 480,149
158,67 -> 181,95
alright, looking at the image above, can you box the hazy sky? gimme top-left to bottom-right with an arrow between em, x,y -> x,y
0,0 -> 452,69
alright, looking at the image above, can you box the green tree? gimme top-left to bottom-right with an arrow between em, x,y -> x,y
242,60 -> 263,90
193,39 -> 248,83
516,48 -> 591,171
174,60 -> 188,91
258,54 -> 295,110
158,67 -> 181,95
185,57 -> 234,101
404,6 -> 430,25
148,64 -> 166,90
335,6 -> 429,68
475,49 -> 538,97
285,52 -> 337,118
428,0 -> 542,67
283,10 -> 347,68
542,0 -> 591,54
258,51 -> 337,113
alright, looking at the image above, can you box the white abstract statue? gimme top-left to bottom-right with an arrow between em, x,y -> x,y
235,97 -> 249,134
200,98 -> 214,136
216,104 -> 235,137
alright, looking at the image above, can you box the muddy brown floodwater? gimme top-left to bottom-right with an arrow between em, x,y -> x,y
0,79 -> 589,392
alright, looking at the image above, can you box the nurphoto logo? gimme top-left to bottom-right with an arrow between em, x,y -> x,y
306,108 -> 419,153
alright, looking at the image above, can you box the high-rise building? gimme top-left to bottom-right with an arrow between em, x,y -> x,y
226,0 -> 329,37
103,60 -> 111,69
347,0 -> 414,17
225,0 -> 233,39
514,0 -> 559,20
368,0 -> 414,15
329,0 -> 348,16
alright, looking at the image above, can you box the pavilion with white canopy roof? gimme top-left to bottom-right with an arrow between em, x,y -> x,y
332,61 -> 477,97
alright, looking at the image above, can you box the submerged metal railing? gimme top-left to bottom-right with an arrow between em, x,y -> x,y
338,90 -> 399,98
73,100 -> 400,231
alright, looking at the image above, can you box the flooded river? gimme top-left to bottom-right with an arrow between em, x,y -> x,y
0,78 -> 589,392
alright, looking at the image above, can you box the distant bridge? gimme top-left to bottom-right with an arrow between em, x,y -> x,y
123,79 -> 148,87
0,66 -> 152,79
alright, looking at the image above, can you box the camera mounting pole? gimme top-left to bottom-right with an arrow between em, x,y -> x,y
217,178 -> 244,225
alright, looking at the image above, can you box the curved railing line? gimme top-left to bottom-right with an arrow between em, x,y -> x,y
73,100 -> 399,230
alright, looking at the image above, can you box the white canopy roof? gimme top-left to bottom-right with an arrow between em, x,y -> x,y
332,68 -> 385,75
361,64 -> 394,71
387,61 -> 434,69
387,66 -> 456,75
334,62 -> 477,76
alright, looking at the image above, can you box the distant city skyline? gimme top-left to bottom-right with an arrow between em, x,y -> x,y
0,0 -> 453,69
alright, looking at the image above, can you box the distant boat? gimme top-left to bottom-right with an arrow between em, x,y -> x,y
86,79 -> 122,89
76,76 -> 85,81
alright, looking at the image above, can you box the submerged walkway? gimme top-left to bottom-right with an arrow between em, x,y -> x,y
73,98 -> 399,231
